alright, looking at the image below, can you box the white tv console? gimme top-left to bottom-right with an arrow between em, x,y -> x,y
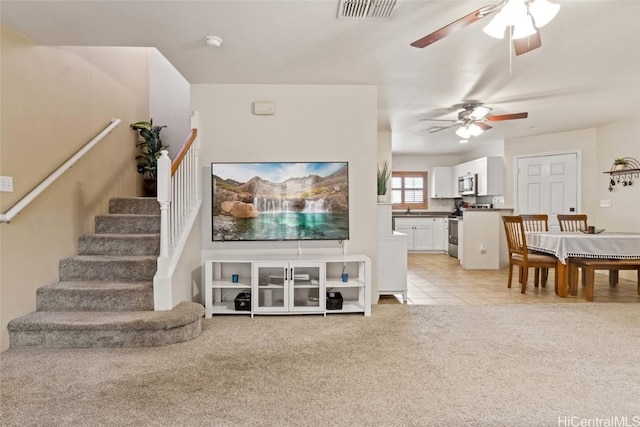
204,254 -> 371,318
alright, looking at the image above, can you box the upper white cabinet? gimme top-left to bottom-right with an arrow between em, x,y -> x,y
430,167 -> 455,198
455,156 -> 504,196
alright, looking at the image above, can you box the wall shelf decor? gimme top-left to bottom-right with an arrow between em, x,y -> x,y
603,157 -> 640,191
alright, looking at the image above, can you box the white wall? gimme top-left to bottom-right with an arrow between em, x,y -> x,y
595,117 -> 640,232
459,139 -> 504,163
504,128 -> 598,214
191,84 -> 379,293
149,49 -> 191,158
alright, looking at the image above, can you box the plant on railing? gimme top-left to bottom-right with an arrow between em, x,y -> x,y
131,119 -> 168,196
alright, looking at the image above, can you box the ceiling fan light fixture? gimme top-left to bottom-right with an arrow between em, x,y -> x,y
469,105 -> 493,120
482,11 -> 507,39
512,15 -> 537,39
467,123 -> 484,137
500,0 -> 527,26
528,0 -> 560,28
455,126 -> 471,139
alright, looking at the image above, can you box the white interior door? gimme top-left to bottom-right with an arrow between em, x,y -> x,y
516,152 -> 580,231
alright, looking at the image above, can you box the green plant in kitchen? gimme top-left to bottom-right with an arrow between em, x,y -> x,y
377,161 -> 391,196
130,119 -> 168,196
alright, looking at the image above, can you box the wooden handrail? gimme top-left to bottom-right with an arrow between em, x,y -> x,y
171,129 -> 197,176
0,119 -> 121,223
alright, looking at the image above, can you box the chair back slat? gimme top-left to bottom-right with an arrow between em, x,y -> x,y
502,216 -> 528,256
521,214 -> 549,232
557,214 -> 588,232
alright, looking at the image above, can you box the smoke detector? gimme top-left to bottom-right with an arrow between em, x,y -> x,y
205,36 -> 222,47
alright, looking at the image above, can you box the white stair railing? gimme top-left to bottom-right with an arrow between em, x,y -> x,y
154,112 -> 201,309
0,119 -> 121,223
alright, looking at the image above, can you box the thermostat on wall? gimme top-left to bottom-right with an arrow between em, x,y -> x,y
252,101 -> 275,115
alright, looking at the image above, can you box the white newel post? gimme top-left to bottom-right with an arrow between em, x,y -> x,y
157,150 -> 172,258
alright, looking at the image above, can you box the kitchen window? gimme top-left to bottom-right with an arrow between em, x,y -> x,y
391,172 -> 428,210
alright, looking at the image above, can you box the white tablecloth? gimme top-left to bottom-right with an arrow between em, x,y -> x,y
526,231 -> 640,264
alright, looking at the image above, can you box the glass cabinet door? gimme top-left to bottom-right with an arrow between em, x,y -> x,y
290,263 -> 324,312
254,263 -> 288,312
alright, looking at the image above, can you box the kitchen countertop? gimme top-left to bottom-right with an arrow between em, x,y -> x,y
392,211 -> 452,218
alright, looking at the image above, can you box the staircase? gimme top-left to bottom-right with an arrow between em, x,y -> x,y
8,197 -> 204,348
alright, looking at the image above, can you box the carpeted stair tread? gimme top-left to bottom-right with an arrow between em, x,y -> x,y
109,197 -> 160,215
78,233 -> 160,256
36,281 -> 153,312
95,214 -> 160,234
10,302 -> 204,332
59,255 -> 157,282
63,255 -> 157,261
8,302 -> 205,348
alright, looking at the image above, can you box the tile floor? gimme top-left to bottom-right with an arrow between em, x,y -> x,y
378,253 -> 640,305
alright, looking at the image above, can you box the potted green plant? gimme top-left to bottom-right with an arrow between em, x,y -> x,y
130,119 -> 168,196
377,161 -> 391,202
613,158 -> 628,171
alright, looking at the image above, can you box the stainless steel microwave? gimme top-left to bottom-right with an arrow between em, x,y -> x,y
458,174 -> 477,195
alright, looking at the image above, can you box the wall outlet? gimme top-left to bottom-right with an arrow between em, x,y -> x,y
599,199 -> 612,208
480,244 -> 487,254
0,176 -> 13,192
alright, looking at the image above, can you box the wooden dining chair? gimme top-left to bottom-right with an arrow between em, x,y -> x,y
557,214 -> 588,232
502,216 -> 558,294
520,214 -> 549,287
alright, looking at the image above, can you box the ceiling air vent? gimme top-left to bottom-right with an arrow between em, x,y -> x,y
338,0 -> 398,20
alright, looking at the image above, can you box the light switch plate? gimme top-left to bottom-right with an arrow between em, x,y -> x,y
599,199 -> 612,208
0,176 -> 13,192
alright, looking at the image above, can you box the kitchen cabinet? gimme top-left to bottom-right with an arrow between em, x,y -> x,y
378,232 -> 408,301
204,255 -> 371,317
456,156 -> 503,196
430,167 -> 455,198
395,217 -> 446,251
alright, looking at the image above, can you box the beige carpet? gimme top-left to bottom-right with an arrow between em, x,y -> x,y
2,304 -> 640,426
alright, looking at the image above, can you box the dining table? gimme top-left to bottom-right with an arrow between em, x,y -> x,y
526,231 -> 640,297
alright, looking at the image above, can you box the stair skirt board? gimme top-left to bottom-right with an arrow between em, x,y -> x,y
9,302 -> 205,348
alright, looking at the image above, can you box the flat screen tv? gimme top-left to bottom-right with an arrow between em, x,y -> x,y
211,162 -> 349,241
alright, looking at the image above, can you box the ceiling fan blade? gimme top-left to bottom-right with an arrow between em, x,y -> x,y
513,32 -> 542,56
428,124 -> 457,133
419,118 -> 459,122
476,122 -> 492,131
486,112 -> 529,122
411,8 -> 487,48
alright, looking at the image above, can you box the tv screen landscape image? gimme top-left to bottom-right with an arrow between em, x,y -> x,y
211,162 -> 349,241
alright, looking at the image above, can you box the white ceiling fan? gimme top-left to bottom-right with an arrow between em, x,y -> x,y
420,103 -> 529,138
410,0 -> 560,56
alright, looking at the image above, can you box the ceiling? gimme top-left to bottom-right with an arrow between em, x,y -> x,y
2,0 -> 639,155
